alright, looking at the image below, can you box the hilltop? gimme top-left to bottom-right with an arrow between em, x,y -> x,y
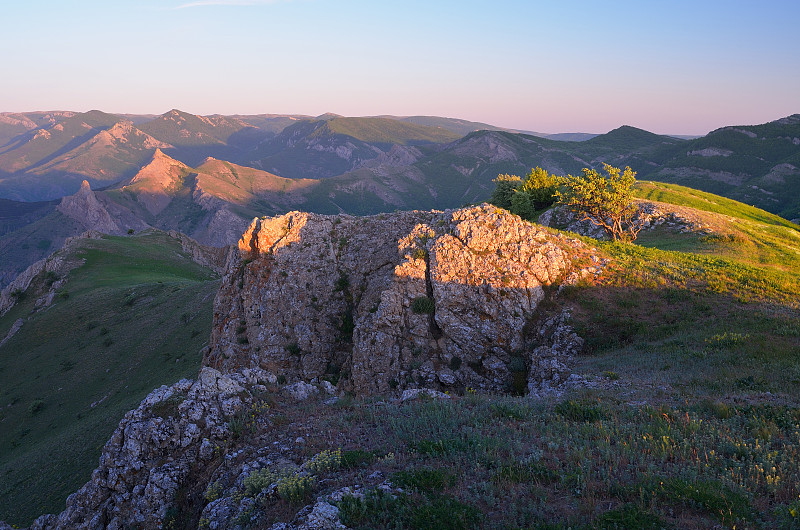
2,181 -> 799,528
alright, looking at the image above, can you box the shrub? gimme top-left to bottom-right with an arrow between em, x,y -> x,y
305,448 -> 342,474
341,449 -> 377,469
593,503 -> 666,529
334,273 -> 349,292
411,296 -> 435,314
489,174 -> 523,210
338,488 -> 481,530
490,168 -> 564,220
392,467 -> 455,493
243,468 -> 279,496
28,399 -> 45,415
204,480 -> 224,502
276,473 -> 315,504
520,167 -> 564,208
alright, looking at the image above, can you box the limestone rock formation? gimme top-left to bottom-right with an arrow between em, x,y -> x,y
206,204 -> 601,395
123,149 -> 190,215
167,229 -> 228,274
56,180 -> 122,234
0,230 -> 102,317
2,205 -> 608,530
25,367 -> 262,530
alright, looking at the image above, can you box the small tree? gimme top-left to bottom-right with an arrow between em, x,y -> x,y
490,168 -> 563,221
556,163 -> 643,241
520,167 -> 563,209
490,174 -> 523,210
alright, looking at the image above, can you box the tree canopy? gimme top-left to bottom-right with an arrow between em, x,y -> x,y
556,163 -> 642,241
490,167 -> 563,221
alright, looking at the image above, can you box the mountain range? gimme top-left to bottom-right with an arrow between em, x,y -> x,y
1,107 -> 799,528
0,109 -> 798,288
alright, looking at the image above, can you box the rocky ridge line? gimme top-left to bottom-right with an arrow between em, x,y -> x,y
1,205 -> 607,529
206,203 -> 604,395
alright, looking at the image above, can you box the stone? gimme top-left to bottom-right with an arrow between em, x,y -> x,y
295,502 -> 345,530
205,204 -> 600,396
400,388 -> 451,402
283,381 -> 319,401
21,368 -> 252,529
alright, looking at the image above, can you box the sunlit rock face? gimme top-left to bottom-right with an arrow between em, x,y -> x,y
206,204 -> 600,395
56,180 -> 121,234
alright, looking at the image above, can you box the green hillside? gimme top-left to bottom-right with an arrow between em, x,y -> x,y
635,180 -> 799,229
395,115 -> 515,136
0,231 -> 219,526
0,110 -> 121,174
0,210 -> 84,289
323,117 -> 462,147
644,115 -> 800,219
138,109 -> 250,147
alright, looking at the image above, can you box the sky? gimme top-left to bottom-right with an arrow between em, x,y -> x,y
1,0 -> 798,135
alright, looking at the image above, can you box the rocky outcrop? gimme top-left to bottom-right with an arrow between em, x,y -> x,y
25,367 -> 265,530
56,180 -> 121,234
205,204 -> 602,395
195,208 -> 251,248
0,230 -> 101,317
167,230 -> 228,274
123,149 -> 189,215
4,206 -> 606,529
538,199 -> 719,239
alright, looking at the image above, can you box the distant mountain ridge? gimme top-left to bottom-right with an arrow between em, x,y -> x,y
0,110 -> 797,288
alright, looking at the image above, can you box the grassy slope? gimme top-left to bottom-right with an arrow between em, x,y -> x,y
4,183 -> 799,528
0,211 -> 84,288
314,188 -> 799,529
0,231 -> 219,526
323,117 -> 463,147
308,186 -> 799,529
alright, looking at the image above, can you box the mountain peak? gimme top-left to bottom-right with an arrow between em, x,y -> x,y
124,152 -> 190,215
315,112 -> 343,121
57,180 -> 120,233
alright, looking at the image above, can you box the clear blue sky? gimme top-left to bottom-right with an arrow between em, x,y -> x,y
1,0 -> 798,135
